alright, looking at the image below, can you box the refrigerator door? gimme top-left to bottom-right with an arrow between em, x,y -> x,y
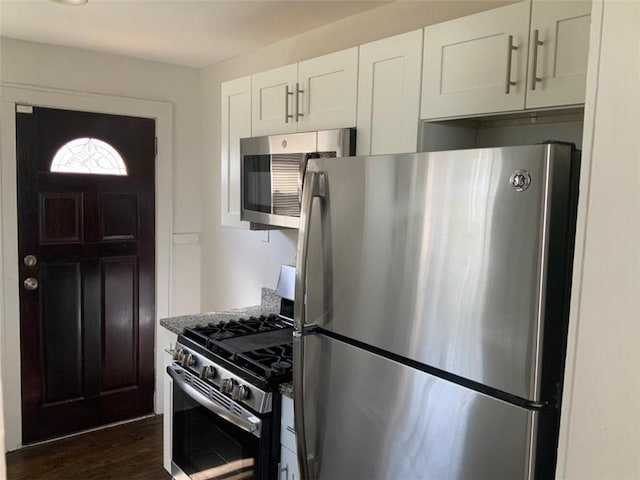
295,332 -> 538,480
301,144 -> 574,401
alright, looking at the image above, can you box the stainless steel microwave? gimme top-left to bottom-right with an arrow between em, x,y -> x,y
240,128 -> 356,229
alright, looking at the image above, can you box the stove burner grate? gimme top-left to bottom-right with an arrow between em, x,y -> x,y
237,344 -> 293,379
181,314 -> 293,384
183,314 -> 285,345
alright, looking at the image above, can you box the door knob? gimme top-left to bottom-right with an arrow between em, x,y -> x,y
23,255 -> 37,267
24,277 -> 39,291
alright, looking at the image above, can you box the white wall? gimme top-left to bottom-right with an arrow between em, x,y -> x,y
0,38 -> 202,449
200,0 -> 513,310
558,0 -> 640,477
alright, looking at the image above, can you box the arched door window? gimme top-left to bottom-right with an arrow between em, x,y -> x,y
50,137 -> 128,175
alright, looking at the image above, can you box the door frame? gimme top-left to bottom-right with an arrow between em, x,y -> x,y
0,84 -> 173,451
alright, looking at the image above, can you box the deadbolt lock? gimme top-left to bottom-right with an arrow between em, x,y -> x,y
24,277 -> 39,291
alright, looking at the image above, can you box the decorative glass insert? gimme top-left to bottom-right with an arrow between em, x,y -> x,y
50,138 -> 127,176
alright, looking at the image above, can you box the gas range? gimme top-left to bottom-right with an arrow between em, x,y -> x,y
169,276 -> 296,480
172,313 -> 293,414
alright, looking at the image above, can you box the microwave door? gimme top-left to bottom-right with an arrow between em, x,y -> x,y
241,152 -> 305,229
242,154 -> 272,214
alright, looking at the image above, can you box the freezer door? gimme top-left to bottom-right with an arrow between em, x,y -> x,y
295,333 -> 537,480
301,144 -> 575,401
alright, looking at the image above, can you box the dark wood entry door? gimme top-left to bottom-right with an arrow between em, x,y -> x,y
16,106 -> 156,444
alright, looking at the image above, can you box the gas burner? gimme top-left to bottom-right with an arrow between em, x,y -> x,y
237,344 -> 293,380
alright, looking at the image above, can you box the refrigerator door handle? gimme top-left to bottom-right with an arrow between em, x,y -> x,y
293,331 -> 311,480
295,170 -> 326,331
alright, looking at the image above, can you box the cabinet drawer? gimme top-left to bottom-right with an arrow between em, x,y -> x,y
280,395 -> 296,452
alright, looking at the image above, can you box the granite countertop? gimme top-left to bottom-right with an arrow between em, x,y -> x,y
160,287 -> 281,335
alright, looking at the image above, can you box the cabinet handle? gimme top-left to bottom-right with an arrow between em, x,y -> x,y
530,29 -> 544,91
280,462 -> 289,480
285,85 -> 294,124
504,35 -> 518,94
295,83 -> 304,122
286,425 -> 296,435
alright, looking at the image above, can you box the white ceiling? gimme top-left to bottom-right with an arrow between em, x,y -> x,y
0,0 -> 391,68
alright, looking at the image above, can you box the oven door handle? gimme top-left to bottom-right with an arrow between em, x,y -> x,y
167,366 -> 262,437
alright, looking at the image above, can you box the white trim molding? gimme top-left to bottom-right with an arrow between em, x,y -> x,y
555,0 -> 603,475
172,232 -> 201,245
0,83 -> 173,451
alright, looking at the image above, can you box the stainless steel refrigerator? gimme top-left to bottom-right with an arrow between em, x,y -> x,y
293,143 -> 580,480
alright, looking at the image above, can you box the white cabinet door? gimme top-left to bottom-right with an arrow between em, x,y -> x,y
252,49 -> 358,136
163,349 -> 173,474
297,47 -> 358,131
357,29 -> 423,155
252,64 -> 298,136
525,0 -> 592,108
280,445 -> 300,480
221,76 -> 251,228
280,395 -> 296,452
279,395 -> 299,479
421,1 -> 530,119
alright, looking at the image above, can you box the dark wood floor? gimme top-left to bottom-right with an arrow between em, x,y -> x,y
5,415 -> 171,480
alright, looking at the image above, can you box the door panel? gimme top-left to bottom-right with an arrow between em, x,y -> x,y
221,76 -> 251,229
100,193 -> 138,240
251,64 -> 298,136
16,106 -> 155,443
102,257 -> 138,391
297,333 -> 536,480
298,47 -> 358,131
421,1 -> 530,119
357,29 -> 423,155
39,192 -> 83,243
41,262 -> 82,404
525,0 -> 591,108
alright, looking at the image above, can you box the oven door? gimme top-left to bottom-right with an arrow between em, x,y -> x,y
168,365 -> 268,480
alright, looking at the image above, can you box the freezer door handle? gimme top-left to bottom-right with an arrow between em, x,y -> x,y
293,331 -> 311,480
295,170 -> 326,331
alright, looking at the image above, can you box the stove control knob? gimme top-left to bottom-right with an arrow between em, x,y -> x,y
232,384 -> 250,401
182,354 -> 196,368
199,365 -> 216,380
173,349 -> 185,362
220,378 -> 235,394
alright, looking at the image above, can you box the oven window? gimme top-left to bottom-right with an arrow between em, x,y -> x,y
243,154 -> 271,214
173,383 -> 259,480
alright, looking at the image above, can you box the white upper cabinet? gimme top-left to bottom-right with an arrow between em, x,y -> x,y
252,64 -> 298,136
421,1 -> 530,119
525,0 -> 592,109
221,76 -> 251,229
421,0 -> 592,120
298,48 -> 358,131
251,48 -> 358,136
357,30 -> 423,155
